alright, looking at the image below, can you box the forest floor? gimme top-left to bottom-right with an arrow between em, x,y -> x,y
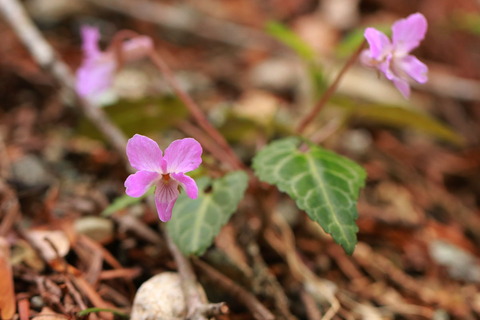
1,0 -> 480,319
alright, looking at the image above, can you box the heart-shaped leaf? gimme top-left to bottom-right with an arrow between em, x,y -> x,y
253,137 -> 366,254
167,171 -> 249,256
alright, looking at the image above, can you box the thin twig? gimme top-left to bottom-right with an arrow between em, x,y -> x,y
296,41 -> 366,135
193,258 -> 275,320
178,121 -> 235,171
163,229 -> 208,320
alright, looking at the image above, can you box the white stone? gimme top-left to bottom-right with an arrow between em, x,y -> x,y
130,272 -> 187,320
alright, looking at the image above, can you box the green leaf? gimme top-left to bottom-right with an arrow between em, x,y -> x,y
265,21 -> 317,62
252,138 -> 366,254
451,11 -> 480,35
101,187 -> 154,217
336,28 -> 365,58
334,98 -> 464,145
77,96 -> 188,140
77,307 -> 128,318
167,171 -> 249,256
264,21 -> 327,97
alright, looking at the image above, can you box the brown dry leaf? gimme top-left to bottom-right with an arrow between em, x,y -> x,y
373,181 -> 425,225
0,237 -> 15,320
27,229 -> 70,261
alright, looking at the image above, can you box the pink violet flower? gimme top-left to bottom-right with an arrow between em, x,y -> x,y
124,134 -> 202,222
75,26 -> 153,101
360,13 -> 428,98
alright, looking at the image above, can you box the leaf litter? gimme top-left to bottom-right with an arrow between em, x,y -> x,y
1,0 -> 480,319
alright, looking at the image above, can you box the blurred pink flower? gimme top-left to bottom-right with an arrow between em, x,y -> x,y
360,13 -> 428,98
124,134 -> 202,222
75,26 -> 153,101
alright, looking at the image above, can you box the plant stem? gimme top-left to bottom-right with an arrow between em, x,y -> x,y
148,51 -> 245,170
296,41 -> 366,135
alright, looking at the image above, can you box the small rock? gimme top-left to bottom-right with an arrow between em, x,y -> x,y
74,216 -> 114,244
11,155 -> 53,190
429,240 -> 480,283
340,129 -> 372,155
26,0 -> 88,24
130,273 -> 187,320
249,58 -> 301,93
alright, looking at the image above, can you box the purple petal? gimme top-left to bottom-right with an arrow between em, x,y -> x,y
359,49 -> 375,67
122,36 -> 153,62
126,134 -> 164,172
392,77 -> 411,98
377,54 -> 394,80
125,171 -> 159,197
398,55 -> 428,83
80,26 -> 101,59
392,13 -> 427,54
154,180 -> 180,222
364,27 -> 391,60
171,173 -> 198,199
164,138 -> 203,173
75,58 -> 116,98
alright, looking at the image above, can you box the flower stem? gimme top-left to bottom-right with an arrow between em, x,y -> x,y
296,41 -> 366,135
147,51 -> 245,170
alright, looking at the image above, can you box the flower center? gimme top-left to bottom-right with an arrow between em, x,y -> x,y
162,173 -> 171,183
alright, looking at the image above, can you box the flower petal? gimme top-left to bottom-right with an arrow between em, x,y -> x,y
126,134 -> 164,172
154,180 -> 179,222
359,49 -> 375,68
125,171 -> 159,197
80,26 -> 101,59
75,58 -> 116,98
364,27 -> 391,60
392,13 -> 427,54
392,77 -> 411,98
398,55 -> 428,83
171,173 -> 198,199
122,36 -> 153,62
377,54 -> 394,80
164,138 -> 203,173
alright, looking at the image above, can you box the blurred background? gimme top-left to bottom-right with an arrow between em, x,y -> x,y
1,0 -> 480,319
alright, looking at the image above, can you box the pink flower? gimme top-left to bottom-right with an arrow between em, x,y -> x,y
76,26 -> 153,101
360,13 -> 428,98
124,134 -> 202,222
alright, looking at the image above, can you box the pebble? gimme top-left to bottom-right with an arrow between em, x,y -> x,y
130,272 -> 188,320
11,155 -> 53,190
74,216 -> 114,244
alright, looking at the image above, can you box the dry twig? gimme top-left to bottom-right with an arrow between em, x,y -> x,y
194,258 -> 275,320
164,229 -> 227,320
